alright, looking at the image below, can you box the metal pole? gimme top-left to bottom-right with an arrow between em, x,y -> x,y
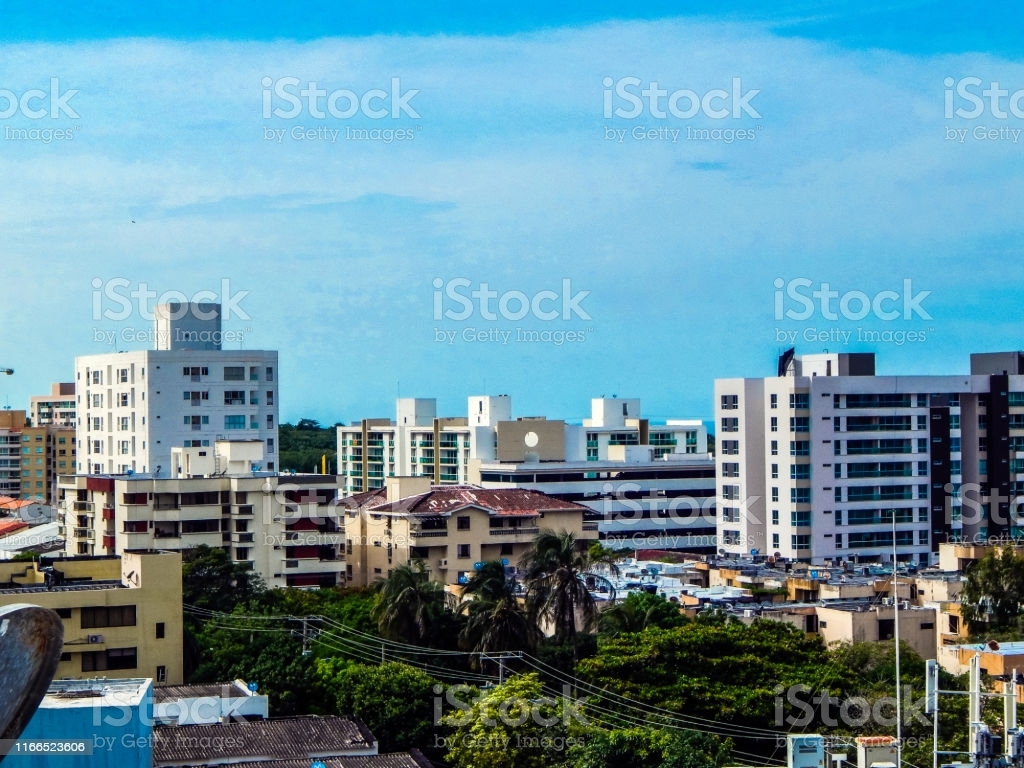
894,511 -> 903,766
1006,668 -> 1017,759
970,654 -> 981,763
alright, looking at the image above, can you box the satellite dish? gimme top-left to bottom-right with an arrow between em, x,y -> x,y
988,640 -> 1001,651
248,681 -> 259,691
718,548 -> 726,556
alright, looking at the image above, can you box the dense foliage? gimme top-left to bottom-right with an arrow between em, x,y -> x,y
279,418 -> 339,474
961,546 -> 1024,633
182,533 -> 981,767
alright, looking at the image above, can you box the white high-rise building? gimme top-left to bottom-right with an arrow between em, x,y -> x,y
716,349 -> 1024,567
74,303 -> 279,475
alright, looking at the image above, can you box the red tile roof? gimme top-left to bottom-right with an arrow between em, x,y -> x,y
365,485 -> 587,517
0,519 -> 28,536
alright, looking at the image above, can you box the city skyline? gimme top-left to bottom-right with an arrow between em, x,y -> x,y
1,1 -> 1022,426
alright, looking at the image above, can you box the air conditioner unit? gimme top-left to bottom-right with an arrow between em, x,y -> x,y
438,559 -> 448,567
87,634 -> 104,644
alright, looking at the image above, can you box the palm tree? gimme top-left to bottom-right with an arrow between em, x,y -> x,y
519,530 -> 619,655
371,559 -> 446,645
459,561 -> 538,658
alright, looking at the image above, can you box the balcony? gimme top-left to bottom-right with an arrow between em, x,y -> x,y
410,528 -> 448,539
233,532 -> 255,543
102,507 -> 115,521
73,527 -> 92,539
582,522 -> 599,531
73,501 -> 93,512
488,527 -> 540,537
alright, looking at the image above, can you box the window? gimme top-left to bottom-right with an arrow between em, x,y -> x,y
82,647 -> 137,672
770,440 -> 778,456
224,366 -> 245,381
156,665 -> 167,683
457,544 -> 471,558
790,417 -> 810,432
266,367 -> 274,381
55,608 -> 72,619
790,441 -> 810,456
81,605 -> 137,628
457,516 -> 471,530
770,417 -> 778,432
722,462 -> 739,478
156,622 -> 165,639
791,464 -> 811,480
225,415 -> 246,430
791,535 -> 811,550
721,417 -> 738,433
250,366 -> 259,381
722,440 -> 739,455
267,415 -> 275,428
835,533 -> 843,548
720,395 -> 738,410
791,488 -> 811,504
722,485 -> 740,501
789,393 -> 809,409
118,393 -> 128,407
791,510 -> 811,527
266,391 -> 275,406
772,533 -> 780,548
771,463 -> 778,479
771,487 -> 779,502
224,390 -> 246,405
771,509 -> 779,525
770,394 -> 778,409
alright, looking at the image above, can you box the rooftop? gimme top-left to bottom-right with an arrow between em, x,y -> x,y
365,485 -> 588,517
955,641 -> 1024,656
153,715 -> 377,765
43,678 -> 151,709
224,752 -> 434,768
154,681 -> 254,703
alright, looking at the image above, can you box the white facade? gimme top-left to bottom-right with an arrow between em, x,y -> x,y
716,351 -> 1024,566
74,304 -> 278,476
339,396 -> 715,552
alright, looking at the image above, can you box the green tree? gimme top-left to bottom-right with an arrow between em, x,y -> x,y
599,592 -> 688,637
961,546 -> 1024,633
372,559 -> 450,646
182,544 -> 266,612
459,561 -> 539,658
569,728 -> 732,768
317,660 -> 441,752
519,529 -> 618,654
442,673 -> 577,768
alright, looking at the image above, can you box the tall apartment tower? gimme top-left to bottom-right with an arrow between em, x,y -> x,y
74,302 -> 279,475
715,349 -> 1024,567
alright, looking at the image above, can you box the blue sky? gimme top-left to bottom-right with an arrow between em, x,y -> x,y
1,1 -> 1022,425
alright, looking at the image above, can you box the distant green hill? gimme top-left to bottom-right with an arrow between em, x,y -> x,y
279,419 -> 339,474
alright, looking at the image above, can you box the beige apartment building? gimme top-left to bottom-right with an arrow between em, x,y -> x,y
0,550 -> 184,684
58,441 -> 344,589
344,477 -> 595,586
30,382 -> 76,426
